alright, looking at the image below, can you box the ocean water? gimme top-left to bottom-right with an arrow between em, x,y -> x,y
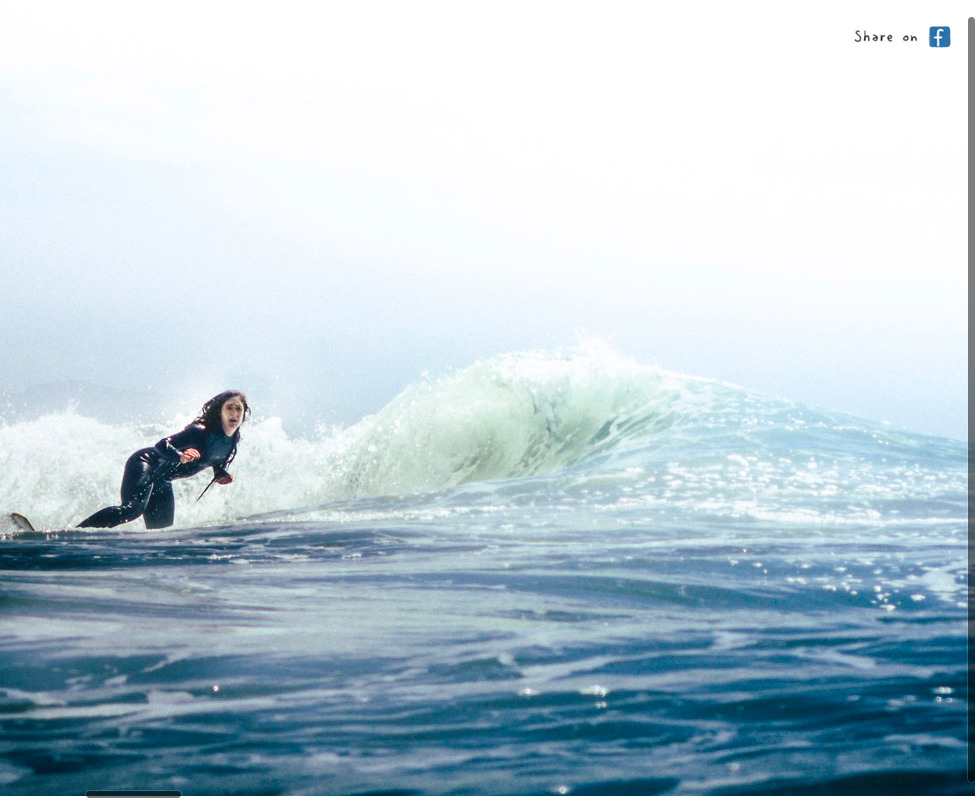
0,346 -> 968,795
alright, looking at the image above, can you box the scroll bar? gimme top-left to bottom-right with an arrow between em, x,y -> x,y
969,12 -> 974,789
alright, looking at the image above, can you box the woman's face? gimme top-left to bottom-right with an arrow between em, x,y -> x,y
220,396 -> 246,436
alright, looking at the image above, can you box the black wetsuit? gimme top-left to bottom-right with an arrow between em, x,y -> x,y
78,424 -> 237,529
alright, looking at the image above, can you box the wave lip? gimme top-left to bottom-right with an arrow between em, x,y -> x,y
334,345 -> 696,498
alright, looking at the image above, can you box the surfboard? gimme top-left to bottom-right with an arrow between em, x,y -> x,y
7,512 -> 35,532
2,513 -> 82,536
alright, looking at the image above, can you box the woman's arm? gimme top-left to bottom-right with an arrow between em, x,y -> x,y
155,424 -> 206,463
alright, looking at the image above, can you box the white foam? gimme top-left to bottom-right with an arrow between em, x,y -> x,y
2,344 -> 959,532
1,346 -> 706,529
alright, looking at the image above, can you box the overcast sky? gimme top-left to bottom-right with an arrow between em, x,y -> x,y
0,1 -> 967,440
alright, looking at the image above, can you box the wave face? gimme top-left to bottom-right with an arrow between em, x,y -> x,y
2,345 -> 695,526
0,345 -> 967,794
0,343 -> 962,531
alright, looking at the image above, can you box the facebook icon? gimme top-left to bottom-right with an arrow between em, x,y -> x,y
929,27 -> 950,47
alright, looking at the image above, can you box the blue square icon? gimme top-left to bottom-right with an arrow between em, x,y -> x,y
929,27 -> 950,47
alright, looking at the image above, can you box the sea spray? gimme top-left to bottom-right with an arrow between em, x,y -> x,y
0,345 -> 963,534
0,346 -> 704,528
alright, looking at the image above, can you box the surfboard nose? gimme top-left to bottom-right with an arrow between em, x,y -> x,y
6,512 -> 35,532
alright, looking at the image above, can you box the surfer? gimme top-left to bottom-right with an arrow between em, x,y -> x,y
77,390 -> 251,530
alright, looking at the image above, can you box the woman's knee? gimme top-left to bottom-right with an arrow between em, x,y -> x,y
143,486 -> 175,529
144,507 -> 174,529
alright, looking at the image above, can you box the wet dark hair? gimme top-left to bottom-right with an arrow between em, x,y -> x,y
194,390 -> 251,431
191,390 -> 251,468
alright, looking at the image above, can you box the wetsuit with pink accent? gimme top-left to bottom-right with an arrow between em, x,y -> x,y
78,424 -> 236,529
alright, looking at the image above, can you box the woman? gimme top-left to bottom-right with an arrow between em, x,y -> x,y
78,390 -> 251,529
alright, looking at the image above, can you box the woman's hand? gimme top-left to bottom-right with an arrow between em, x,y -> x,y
215,473 -> 233,485
179,448 -> 202,464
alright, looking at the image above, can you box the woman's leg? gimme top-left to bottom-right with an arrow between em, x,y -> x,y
142,481 -> 175,529
77,450 -> 155,528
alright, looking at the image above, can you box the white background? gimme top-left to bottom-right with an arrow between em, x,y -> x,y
0,1 -> 966,439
